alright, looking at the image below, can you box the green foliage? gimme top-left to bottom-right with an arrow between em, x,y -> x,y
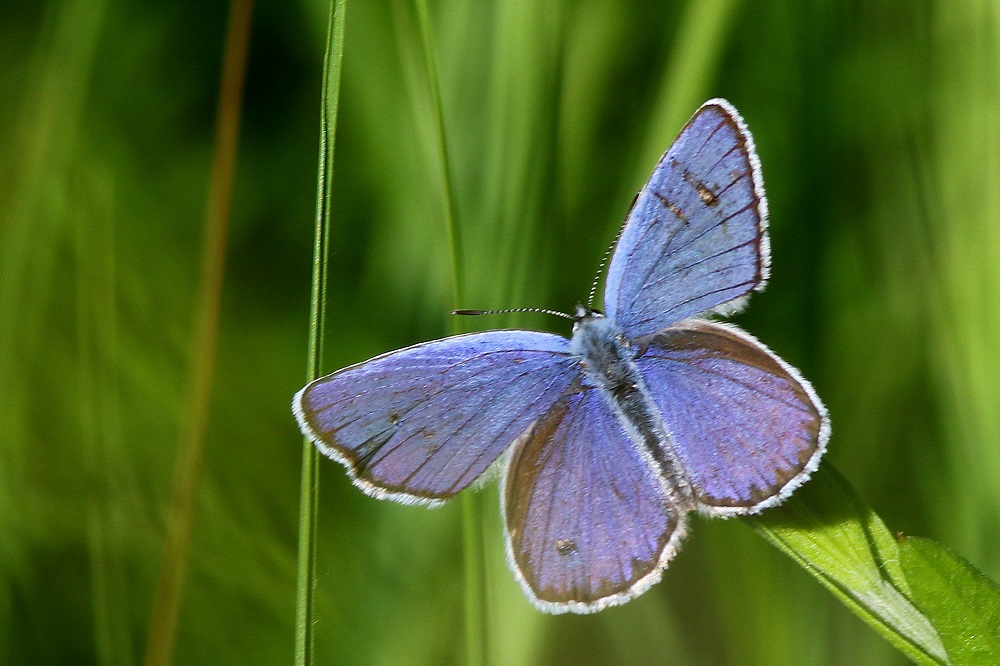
4,0 -> 1000,664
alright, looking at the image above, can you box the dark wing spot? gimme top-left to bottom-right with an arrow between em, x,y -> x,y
696,182 -> 719,207
682,169 -> 720,207
555,539 -> 577,556
653,191 -> 688,223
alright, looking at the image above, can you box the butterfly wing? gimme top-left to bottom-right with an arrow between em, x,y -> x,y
503,383 -> 686,613
634,319 -> 829,515
604,99 -> 769,338
294,331 -> 578,505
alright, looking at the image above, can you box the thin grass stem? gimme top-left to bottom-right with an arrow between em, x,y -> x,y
294,1 -> 348,665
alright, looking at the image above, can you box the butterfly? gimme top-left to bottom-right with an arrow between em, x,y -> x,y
293,99 -> 829,614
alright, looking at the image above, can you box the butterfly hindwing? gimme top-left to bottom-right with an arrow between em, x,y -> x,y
503,383 -> 686,613
634,319 -> 829,514
294,331 -> 578,505
604,99 -> 769,338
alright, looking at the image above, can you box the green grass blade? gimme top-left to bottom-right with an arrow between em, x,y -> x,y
926,0 -> 1000,575
411,1 -> 481,663
748,465 -> 951,664
461,490 -> 486,666
143,2 -> 254,664
77,172 -> 136,666
900,537 -> 1000,664
0,0 -> 107,540
413,0 -> 465,312
635,0 -> 741,183
295,1 -> 348,664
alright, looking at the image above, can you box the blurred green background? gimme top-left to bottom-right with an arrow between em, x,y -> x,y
3,0 -> 1000,663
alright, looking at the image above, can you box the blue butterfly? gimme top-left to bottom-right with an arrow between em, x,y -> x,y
293,99 -> 829,614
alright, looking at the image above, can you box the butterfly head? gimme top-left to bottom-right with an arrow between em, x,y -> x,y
571,304 -> 605,333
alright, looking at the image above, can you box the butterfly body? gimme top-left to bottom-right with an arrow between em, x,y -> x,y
569,309 -> 697,509
294,99 -> 829,613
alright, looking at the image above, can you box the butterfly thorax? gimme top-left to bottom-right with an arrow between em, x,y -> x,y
569,312 -> 636,397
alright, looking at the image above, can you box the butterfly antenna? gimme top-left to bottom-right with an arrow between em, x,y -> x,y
453,307 -> 574,320
587,217 -> 628,308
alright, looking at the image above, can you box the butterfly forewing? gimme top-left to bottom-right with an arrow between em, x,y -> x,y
604,99 -> 769,338
634,319 -> 828,514
504,384 -> 685,613
294,331 -> 578,504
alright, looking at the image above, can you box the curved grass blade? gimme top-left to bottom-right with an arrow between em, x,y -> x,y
899,536 -> 1000,664
295,1 -> 348,665
747,464 -> 949,664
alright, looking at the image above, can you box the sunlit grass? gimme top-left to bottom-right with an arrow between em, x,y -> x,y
926,5 -> 1000,574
